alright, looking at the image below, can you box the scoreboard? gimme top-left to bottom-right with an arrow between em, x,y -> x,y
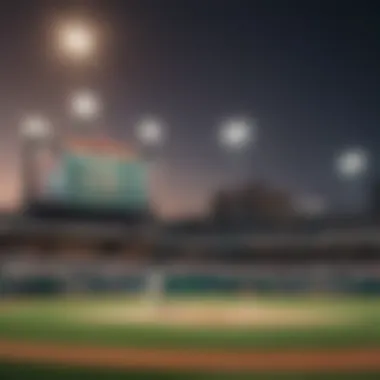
63,152 -> 148,210
31,138 -> 150,216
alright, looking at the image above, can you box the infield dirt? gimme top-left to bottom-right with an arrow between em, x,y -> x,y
0,341 -> 379,372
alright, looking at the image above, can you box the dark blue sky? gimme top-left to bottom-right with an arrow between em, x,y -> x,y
0,0 -> 379,217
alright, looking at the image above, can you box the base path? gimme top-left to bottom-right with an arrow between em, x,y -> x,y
0,341 -> 380,372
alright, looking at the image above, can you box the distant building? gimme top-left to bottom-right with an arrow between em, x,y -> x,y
211,183 -> 294,228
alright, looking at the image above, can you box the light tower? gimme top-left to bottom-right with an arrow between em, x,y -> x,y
69,90 -> 101,121
19,115 -> 55,210
218,117 -> 255,151
134,117 -> 167,224
56,20 -> 98,64
135,117 -> 166,159
335,147 -> 370,213
336,148 -> 369,180
68,90 -> 102,136
217,117 -> 257,192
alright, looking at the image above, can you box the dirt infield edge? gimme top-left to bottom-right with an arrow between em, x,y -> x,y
0,341 -> 380,372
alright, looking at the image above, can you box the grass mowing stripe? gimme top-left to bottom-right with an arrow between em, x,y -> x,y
0,318 -> 379,349
0,363 -> 380,380
0,296 -> 379,349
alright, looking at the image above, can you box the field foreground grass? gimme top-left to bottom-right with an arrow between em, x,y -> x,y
0,295 -> 379,350
0,296 -> 380,375
0,362 -> 380,380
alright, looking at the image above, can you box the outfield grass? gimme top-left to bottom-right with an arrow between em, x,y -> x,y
0,295 -> 379,350
0,363 -> 379,380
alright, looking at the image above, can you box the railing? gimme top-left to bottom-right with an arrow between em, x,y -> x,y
1,259 -> 380,296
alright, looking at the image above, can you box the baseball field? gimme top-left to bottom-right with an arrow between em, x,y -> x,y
0,295 -> 379,378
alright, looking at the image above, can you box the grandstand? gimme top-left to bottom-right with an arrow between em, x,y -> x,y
0,209 -> 380,296
0,211 -> 379,257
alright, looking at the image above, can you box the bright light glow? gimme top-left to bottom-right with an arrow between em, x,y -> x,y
20,115 -> 52,139
136,118 -> 165,146
336,148 -> 369,179
57,22 -> 96,61
69,91 -> 101,121
219,118 -> 255,150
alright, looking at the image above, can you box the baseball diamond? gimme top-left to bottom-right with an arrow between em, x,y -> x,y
0,295 -> 379,377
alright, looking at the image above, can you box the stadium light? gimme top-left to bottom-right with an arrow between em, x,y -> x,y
218,117 -> 256,151
336,148 -> 369,180
69,90 -> 102,121
19,115 -> 52,140
56,21 -> 97,62
135,118 -> 165,147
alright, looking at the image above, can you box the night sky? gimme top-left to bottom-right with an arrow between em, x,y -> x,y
0,0 -> 379,218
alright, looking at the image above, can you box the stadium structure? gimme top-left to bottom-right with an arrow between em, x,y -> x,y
0,127 -> 380,296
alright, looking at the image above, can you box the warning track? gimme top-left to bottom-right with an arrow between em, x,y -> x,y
0,341 -> 379,372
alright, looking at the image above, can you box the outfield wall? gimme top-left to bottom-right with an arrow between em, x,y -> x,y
1,258 -> 380,295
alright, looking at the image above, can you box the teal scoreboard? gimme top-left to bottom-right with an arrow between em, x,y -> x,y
63,153 -> 149,211
42,139 -> 150,214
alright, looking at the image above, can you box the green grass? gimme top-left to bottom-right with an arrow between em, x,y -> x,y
1,296 -> 379,378
0,295 -> 379,350
0,363 -> 380,380
0,363 -> 379,380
